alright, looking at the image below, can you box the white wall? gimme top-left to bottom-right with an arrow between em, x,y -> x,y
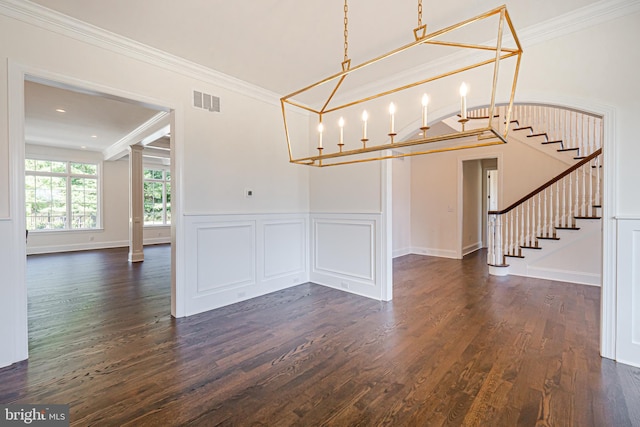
0,6 -> 310,367
462,160 -> 482,256
392,156 -> 411,258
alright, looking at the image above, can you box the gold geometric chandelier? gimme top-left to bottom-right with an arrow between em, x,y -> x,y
281,1 -> 523,167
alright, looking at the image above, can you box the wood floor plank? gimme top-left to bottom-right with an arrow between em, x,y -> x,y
0,246 -> 638,426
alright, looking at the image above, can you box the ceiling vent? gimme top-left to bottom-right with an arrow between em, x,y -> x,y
193,90 -> 220,112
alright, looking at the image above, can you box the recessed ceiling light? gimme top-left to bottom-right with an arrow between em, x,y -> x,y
91,135 -> 98,138
80,145 -> 87,149
55,108 -> 66,113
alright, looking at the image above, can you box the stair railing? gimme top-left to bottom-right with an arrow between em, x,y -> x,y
468,104 -> 603,158
487,148 -> 602,266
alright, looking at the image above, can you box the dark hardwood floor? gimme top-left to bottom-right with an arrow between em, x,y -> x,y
1,245 -> 638,426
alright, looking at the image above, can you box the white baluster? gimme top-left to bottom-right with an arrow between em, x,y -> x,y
520,204 -> 525,254
562,178 -> 567,228
553,183 -> 558,233
543,188 -> 548,238
568,173 -> 573,227
589,159 -> 597,216
503,213 -> 509,258
515,209 -> 520,256
582,164 -> 587,217
525,200 -> 530,247
537,193 -> 541,245
596,155 -> 601,208
488,215 -> 495,264
575,169 -> 580,225
496,215 -> 503,265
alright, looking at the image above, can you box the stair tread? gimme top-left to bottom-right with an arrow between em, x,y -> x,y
513,126 -> 533,131
575,216 -> 602,220
504,254 -> 525,258
488,263 -> 510,267
558,147 -> 579,152
537,236 -> 560,240
556,226 -> 581,230
593,205 -> 602,208
541,140 -> 563,145
520,245 -> 542,250
526,133 -> 548,138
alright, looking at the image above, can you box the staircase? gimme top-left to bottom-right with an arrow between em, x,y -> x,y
477,104 -> 604,284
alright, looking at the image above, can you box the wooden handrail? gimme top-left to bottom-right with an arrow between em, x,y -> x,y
488,148 -> 602,215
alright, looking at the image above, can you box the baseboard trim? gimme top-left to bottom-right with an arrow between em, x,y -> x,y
410,247 -> 459,259
26,238 -> 171,255
512,266 -> 601,286
392,247 -> 412,258
463,241 -> 483,256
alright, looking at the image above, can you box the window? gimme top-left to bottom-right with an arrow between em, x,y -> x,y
143,168 -> 171,225
25,159 -> 99,231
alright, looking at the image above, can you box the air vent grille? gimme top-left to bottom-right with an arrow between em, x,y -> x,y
193,90 -> 220,112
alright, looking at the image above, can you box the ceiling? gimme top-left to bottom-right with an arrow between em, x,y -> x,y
28,0 -> 599,95
23,0 -> 599,156
25,80 -> 164,153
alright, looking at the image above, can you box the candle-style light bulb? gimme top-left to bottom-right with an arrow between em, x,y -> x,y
362,110 -> 368,139
459,82 -> 468,120
421,94 -> 429,128
317,122 -> 324,149
338,117 -> 345,144
389,103 -> 396,134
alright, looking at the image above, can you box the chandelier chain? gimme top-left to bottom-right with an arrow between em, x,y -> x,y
343,0 -> 349,62
418,0 -> 423,27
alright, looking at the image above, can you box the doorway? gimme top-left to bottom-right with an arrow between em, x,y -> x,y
9,64 -> 179,362
460,157 -> 499,257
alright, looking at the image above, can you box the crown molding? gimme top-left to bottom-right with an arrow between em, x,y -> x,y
329,0 -> 638,108
102,111 -> 170,161
1,0 -> 637,108
0,0 -> 283,106
518,0 -> 640,47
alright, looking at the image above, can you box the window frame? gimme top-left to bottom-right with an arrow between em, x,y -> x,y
25,155 -> 103,232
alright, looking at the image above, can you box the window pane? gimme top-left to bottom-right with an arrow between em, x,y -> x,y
70,162 -> 97,175
25,158 -> 100,231
28,175 -> 67,230
33,160 -> 52,172
143,169 -> 163,180
51,161 -> 67,173
144,181 -> 162,225
165,171 -> 171,181
166,182 -> 171,224
71,178 -> 97,229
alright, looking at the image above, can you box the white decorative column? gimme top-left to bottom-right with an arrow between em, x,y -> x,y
128,145 -> 144,263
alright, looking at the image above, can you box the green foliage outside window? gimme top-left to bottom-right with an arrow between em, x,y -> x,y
143,168 -> 171,225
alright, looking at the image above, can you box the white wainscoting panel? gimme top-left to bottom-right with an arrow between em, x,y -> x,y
263,220 -> 306,280
196,222 -> 256,294
184,213 -> 308,316
315,221 -> 374,281
311,213 -> 388,301
616,218 -> 640,368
